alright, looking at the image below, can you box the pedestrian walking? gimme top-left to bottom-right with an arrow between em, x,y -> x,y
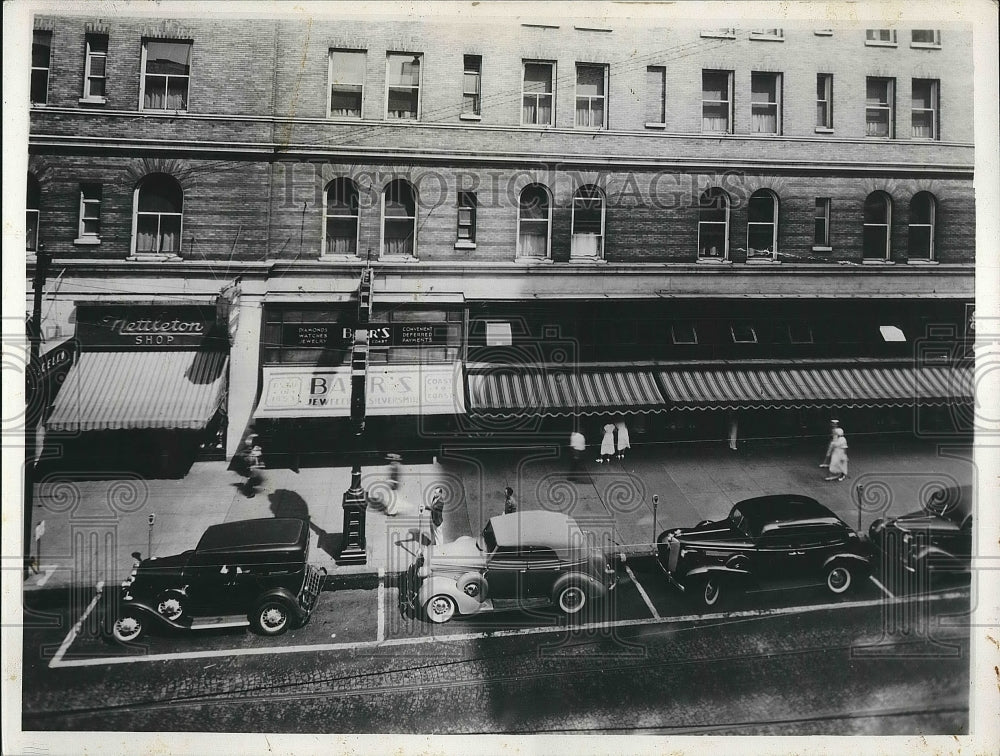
242,435 -> 264,498
824,428 -> 849,482
429,487 -> 445,545
727,411 -> 739,451
820,419 -> 840,468
598,423 -> 615,464
615,418 -> 631,460
504,486 -> 517,514
569,427 -> 586,477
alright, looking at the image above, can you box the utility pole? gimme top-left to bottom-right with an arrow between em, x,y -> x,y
24,244 -> 51,577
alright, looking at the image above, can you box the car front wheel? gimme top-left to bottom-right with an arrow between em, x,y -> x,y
699,576 -> 723,608
251,599 -> 292,635
111,612 -> 145,643
556,583 -> 588,615
155,593 -> 185,621
424,594 -> 457,624
825,563 -> 854,595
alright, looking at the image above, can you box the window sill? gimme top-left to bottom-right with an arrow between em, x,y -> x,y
128,253 -> 182,262
645,122 -> 667,130
459,113 -> 482,121
568,255 -> 607,263
327,114 -> 363,121
319,253 -> 361,261
78,96 -> 107,105
862,259 -> 895,265
865,41 -> 898,48
73,237 -> 101,246
701,130 -> 733,136
812,246 -> 833,253
911,43 -> 941,49
814,30 -> 834,36
700,32 -> 736,39
454,241 -> 477,250
814,127 -> 834,134
906,259 -> 939,265
745,257 -> 779,264
749,35 -> 784,42
521,122 -> 556,129
865,135 -> 895,140
139,108 -> 189,115
697,258 -> 732,264
515,256 -> 553,264
379,255 -> 420,263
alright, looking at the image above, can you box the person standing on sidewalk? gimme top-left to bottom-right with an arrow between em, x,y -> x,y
598,422 -> 615,464
240,434 -> 264,498
820,419 -> 840,468
503,486 -> 517,514
824,428 -> 849,482
569,426 -> 586,478
615,418 -> 631,460
429,487 -> 445,545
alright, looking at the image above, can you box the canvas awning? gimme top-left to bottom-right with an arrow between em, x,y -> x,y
46,350 -> 228,431
657,364 -> 973,410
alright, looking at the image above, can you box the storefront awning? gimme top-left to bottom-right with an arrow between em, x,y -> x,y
657,364 -> 973,410
46,350 -> 228,431
467,369 -> 667,416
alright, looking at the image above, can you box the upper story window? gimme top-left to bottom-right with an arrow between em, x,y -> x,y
324,178 -> 359,256
133,174 -> 183,255
386,53 -> 422,120
645,66 -> 666,126
457,191 -> 477,247
571,185 -> 605,258
82,34 -> 108,102
329,50 -> 365,118
866,77 -> 895,138
751,72 -> 781,134
76,183 -> 102,243
746,190 -> 778,260
575,64 -> 608,129
908,192 -> 936,260
730,324 -> 758,344
911,79 -> 939,140
814,198 -> 832,248
698,188 -> 730,261
462,55 -> 482,118
522,62 -> 554,126
749,29 -> 783,40
382,179 -> 417,257
816,74 -> 833,130
702,70 -> 733,133
911,30 -> 941,47
517,184 -> 551,258
863,191 -> 892,260
31,31 -> 52,104
26,174 -> 40,253
140,40 -> 191,112
865,29 -> 897,46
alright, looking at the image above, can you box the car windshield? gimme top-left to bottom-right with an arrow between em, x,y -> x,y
729,507 -> 752,538
477,522 -> 498,553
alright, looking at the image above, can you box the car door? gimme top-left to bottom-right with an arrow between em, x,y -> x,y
184,550 -> 251,615
484,546 -> 528,601
754,527 -> 809,584
523,547 -> 566,597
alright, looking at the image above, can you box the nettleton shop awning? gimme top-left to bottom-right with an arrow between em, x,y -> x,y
657,363 -> 973,410
46,350 -> 228,431
467,368 -> 667,416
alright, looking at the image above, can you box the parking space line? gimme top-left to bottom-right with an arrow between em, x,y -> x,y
869,575 -> 895,598
624,564 -> 660,619
49,581 -> 104,669
377,568 -> 386,643
47,589 -> 968,669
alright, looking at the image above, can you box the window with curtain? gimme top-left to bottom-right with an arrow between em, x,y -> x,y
31,31 -> 51,104
645,66 -> 666,124
517,184 -> 551,258
26,174 -> 40,252
865,29 -> 897,45
522,62 -> 554,126
751,72 -> 781,134
908,192 -> 936,260
571,185 -> 605,258
911,30 -> 941,46
324,178 -> 359,255
382,179 -> 416,256
746,190 -> 777,258
386,53 -> 421,119
142,40 -> 191,111
911,79 -> 939,139
329,50 -> 365,118
575,64 -> 607,128
134,174 -> 183,254
463,55 -> 482,116
83,34 -> 108,100
863,191 -> 892,259
866,77 -> 894,138
816,74 -> 833,129
698,188 -> 729,260
702,70 -> 732,133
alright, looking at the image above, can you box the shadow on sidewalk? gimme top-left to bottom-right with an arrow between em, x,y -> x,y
268,489 -> 340,559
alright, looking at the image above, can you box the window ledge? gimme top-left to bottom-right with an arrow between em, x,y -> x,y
454,241 -> 477,250
814,127 -> 834,134
814,30 -> 834,36
127,253 -> 182,262
865,41 -> 898,48
459,113 -> 482,122
862,258 -> 895,265
515,256 -> 554,264
78,96 -> 107,105
701,32 -> 736,39
697,258 -> 732,265
327,115 -> 363,122
139,109 -> 189,115
73,237 -> 101,246
645,122 -> 667,130
911,43 -> 941,49
749,35 -> 784,42
811,246 -> 834,253
701,130 -> 733,136
379,255 -> 420,263
745,257 -> 779,264
318,253 -> 361,262
906,259 -> 939,265
568,255 -> 607,263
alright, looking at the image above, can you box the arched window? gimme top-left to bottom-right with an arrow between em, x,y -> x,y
698,188 -> 729,260
26,174 -> 40,253
517,184 -> 551,258
908,192 -> 936,260
747,190 -> 778,260
863,191 -> 892,260
324,178 -> 359,256
571,185 -> 605,258
382,179 -> 416,257
134,174 -> 183,255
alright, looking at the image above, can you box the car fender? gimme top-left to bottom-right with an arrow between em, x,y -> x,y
822,552 -> 871,571
911,544 -> 964,568
551,572 -> 607,602
683,565 -> 750,582
103,597 -> 182,633
417,575 -> 481,616
252,587 -> 305,621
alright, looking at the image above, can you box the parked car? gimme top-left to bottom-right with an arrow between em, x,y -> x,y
868,484 -> 972,577
103,518 -> 326,643
403,511 -> 618,624
656,494 -> 871,608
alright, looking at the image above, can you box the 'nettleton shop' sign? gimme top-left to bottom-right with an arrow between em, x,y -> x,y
76,306 -> 220,349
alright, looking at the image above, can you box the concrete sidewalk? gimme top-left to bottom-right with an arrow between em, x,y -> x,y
23,435 -> 975,591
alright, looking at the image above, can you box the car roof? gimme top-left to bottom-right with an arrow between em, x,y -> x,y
196,518 -> 307,553
734,495 -> 840,530
488,511 -> 584,550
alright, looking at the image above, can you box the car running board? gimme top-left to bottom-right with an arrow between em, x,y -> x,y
189,615 -> 251,630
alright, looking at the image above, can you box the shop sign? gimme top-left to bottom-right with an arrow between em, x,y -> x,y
77,306 -> 219,349
283,323 -> 452,349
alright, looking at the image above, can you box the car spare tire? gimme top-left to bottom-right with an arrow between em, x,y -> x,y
456,572 -> 489,602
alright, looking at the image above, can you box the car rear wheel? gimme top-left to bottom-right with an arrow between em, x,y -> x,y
251,599 -> 292,635
111,612 -> 144,643
825,564 -> 854,594
425,594 -> 457,624
556,583 -> 588,615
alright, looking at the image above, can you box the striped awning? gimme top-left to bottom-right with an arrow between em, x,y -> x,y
468,369 -> 666,416
46,350 -> 228,431
658,364 -> 973,410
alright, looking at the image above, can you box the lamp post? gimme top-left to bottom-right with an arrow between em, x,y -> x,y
24,244 -> 51,578
336,465 -> 368,564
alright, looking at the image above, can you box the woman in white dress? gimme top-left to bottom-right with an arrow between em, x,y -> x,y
824,428 -> 849,482
615,419 -> 631,460
598,423 -> 616,464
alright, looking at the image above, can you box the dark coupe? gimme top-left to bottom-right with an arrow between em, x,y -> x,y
657,494 -> 871,608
